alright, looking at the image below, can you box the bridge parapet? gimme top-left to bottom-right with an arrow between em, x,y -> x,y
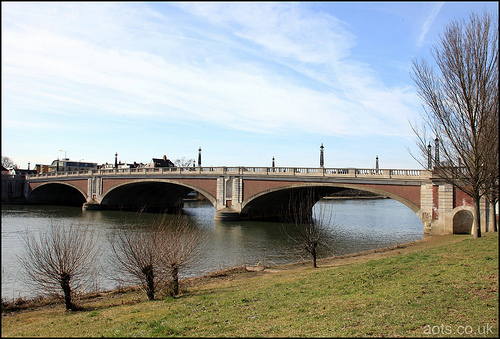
26,167 -> 431,181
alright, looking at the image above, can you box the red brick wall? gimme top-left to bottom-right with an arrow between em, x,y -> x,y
243,180 -> 301,200
454,187 -> 473,208
181,178 -> 217,198
68,179 -> 88,193
357,184 -> 421,208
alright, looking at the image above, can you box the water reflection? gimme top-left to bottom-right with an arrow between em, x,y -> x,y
1,198 -> 423,300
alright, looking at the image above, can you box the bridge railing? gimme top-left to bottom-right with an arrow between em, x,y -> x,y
26,167 -> 429,180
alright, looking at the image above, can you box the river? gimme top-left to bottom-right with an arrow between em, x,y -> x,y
1,198 -> 424,301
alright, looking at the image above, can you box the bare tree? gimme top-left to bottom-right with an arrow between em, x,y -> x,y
281,189 -> 332,268
174,157 -> 195,168
19,222 -> 101,310
2,156 -> 17,169
108,213 -> 205,300
410,11 -> 499,238
108,214 -> 169,300
161,214 -> 205,296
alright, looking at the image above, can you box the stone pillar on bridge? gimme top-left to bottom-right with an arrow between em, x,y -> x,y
216,176 -> 225,209
82,177 -> 103,210
231,177 -> 243,210
96,177 -> 103,200
86,177 -> 103,202
419,183 -> 434,234
214,176 -> 243,220
87,178 -> 94,202
432,183 -> 454,235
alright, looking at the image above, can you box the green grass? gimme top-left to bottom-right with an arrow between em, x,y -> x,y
2,233 -> 498,337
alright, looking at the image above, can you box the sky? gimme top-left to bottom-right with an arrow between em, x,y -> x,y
2,2 -> 498,170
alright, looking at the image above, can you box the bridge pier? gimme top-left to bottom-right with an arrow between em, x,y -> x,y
214,207 -> 241,221
82,200 -> 101,211
214,176 -> 243,221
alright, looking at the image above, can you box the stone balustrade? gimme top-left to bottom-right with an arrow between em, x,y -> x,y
27,166 -> 430,180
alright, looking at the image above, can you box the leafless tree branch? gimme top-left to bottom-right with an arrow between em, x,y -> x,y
280,189 -> 333,268
108,212 -> 205,300
18,221 -> 101,310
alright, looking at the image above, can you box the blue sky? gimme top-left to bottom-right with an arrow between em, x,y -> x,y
2,2 -> 498,169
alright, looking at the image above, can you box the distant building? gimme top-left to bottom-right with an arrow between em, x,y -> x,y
99,162 -> 115,170
1,167 -> 35,203
99,161 -> 145,170
150,155 -> 175,168
116,162 -> 144,169
50,159 -> 97,172
34,164 -> 51,174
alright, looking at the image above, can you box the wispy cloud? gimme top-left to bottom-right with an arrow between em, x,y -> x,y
3,2 -> 439,168
417,2 -> 444,47
2,2 -> 420,139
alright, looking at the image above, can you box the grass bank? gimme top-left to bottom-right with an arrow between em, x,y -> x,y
2,233 -> 498,337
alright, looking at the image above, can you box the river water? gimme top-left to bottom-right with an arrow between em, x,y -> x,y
1,198 -> 424,300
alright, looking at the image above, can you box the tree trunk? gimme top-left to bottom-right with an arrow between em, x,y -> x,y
144,265 -> 155,300
493,202 -> 498,233
171,266 -> 179,296
473,196 -> 482,238
312,244 -> 317,268
60,273 -> 74,311
490,200 -> 497,233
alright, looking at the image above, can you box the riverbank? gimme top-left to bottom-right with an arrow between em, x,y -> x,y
2,232 -> 498,337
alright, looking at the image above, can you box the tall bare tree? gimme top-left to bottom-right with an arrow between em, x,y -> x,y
410,11 -> 499,238
19,222 -> 101,310
281,189 -> 332,268
108,213 -> 204,300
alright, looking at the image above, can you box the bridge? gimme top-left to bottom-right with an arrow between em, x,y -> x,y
25,166 -> 489,236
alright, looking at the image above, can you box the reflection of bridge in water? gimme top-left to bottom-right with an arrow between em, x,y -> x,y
26,166 -> 486,235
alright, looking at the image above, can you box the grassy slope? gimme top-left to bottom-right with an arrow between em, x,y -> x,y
1,233 -> 498,337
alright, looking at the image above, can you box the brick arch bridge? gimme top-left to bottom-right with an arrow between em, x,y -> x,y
26,166 -> 491,235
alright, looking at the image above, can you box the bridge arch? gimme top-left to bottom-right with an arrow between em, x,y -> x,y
28,182 -> 87,206
240,183 -> 420,221
99,179 -> 216,212
452,206 -> 475,234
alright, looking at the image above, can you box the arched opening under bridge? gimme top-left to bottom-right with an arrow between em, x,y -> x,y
453,209 -> 473,234
28,183 -> 87,206
239,184 -> 419,223
99,180 -> 214,213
